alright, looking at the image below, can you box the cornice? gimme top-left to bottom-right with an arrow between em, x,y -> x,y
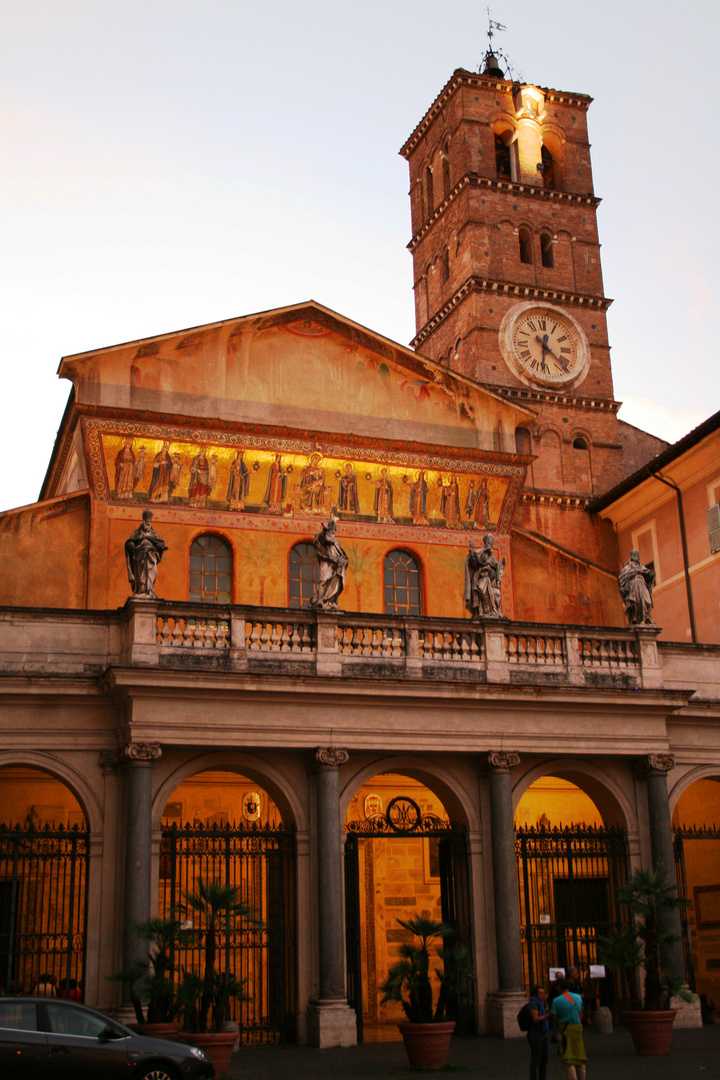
411,277 -> 613,348
491,385 -> 621,414
408,174 -> 600,252
399,69 -> 592,158
519,491 -> 593,510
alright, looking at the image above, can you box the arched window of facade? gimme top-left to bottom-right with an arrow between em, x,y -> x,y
518,228 -> 533,264
289,541 -> 317,609
573,437 -> 588,450
540,145 -> 555,188
426,166 -> 434,217
541,232 -> 555,269
495,133 -> 512,180
383,549 -> 423,616
189,534 -> 232,603
442,149 -> 451,197
442,247 -> 450,283
515,427 -> 532,456
572,438 -> 592,492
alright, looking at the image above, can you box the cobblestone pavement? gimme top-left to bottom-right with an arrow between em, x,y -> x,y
226,1025 -> 720,1080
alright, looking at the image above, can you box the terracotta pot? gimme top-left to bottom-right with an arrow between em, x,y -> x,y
623,1010 -> 677,1055
127,1021 -> 181,1038
398,1020 -> 456,1070
176,1030 -> 237,1073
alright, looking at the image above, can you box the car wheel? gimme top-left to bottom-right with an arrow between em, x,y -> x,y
136,1066 -> 179,1080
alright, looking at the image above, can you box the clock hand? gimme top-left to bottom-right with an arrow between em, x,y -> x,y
535,334 -> 569,371
534,334 -> 550,372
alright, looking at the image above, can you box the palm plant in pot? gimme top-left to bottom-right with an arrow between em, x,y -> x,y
175,877 -> 257,1074
379,915 -> 474,1070
599,867 -> 690,1055
111,915 -> 189,1035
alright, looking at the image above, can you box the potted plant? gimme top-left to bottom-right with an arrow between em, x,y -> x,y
112,916 -> 189,1035
379,915 -> 473,1070
175,877 -> 257,1074
599,867 -> 690,1055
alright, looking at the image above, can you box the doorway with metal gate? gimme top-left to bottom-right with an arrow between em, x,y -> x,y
514,773 -> 629,1012
343,774 -> 474,1043
159,770 -> 296,1045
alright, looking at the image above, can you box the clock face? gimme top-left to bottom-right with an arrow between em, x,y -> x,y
499,303 -> 590,388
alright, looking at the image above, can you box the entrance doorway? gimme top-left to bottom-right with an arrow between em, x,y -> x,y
0,767 -> 87,997
159,771 -> 296,1044
514,775 -> 628,1011
673,777 -> 720,1000
343,774 -> 473,1042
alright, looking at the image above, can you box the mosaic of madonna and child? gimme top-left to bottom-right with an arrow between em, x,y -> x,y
103,433 -> 516,532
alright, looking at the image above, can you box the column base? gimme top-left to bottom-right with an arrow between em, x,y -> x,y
671,993 -> 702,1028
486,991 -> 527,1038
306,999 -> 357,1048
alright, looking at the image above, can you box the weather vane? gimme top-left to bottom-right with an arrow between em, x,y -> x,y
481,9 -> 523,82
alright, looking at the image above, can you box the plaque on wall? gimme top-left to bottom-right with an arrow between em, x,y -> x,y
242,792 -> 262,821
364,793 -> 384,819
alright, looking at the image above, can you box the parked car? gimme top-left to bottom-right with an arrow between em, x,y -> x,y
0,996 -> 215,1080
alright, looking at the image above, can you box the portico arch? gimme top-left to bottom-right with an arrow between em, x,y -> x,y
0,751 -> 101,834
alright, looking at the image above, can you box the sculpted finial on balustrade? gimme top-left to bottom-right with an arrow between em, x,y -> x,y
464,533 -> 505,619
618,550 -> 655,626
125,510 -> 167,600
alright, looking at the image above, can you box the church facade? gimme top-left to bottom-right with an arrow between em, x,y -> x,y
1,58 -> 718,1045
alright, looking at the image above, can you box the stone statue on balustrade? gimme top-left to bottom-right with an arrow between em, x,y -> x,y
310,519 -> 349,612
125,510 -> 167,600
618,549 -> 655,626
464,533 -> 505,619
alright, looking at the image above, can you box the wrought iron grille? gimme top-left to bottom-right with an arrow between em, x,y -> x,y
674,824 -> 720,993
0,823 -> 88,996
160,821 -> 296,1045
344,801 -> 474,1040
516,824 -> 628,1009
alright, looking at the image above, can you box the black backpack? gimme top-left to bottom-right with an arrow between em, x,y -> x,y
517,1002 -> 532,1031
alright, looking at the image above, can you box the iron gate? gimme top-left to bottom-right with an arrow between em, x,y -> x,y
516,824 -> 628,1007
674,824 -> 720,993
160,822 -> 296,1045
0,823 -> 88,996
345,796 -> 474,1042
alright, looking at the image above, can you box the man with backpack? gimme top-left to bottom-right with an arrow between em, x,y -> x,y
519,984 -> 550,1080
550,977 -> 587,1080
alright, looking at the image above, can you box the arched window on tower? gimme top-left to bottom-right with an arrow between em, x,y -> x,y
540,232 -> 554,269
515,427 -> 532,456
189,534 -> 232,603
572,437 -> 592,492
495,134 -> 512,180
518,228 -> 533,265
442,247 -> 450,283
426,166 -> 434,217
442,149 -> 451,197
383,549 -> 423,616
540,145 -> 555,188
288,541 -> 317,609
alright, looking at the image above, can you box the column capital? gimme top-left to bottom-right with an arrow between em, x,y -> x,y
122,741 -> 162,764
634,753 -> 674,777
486,750 -> 520,772
315,747 -> 349,768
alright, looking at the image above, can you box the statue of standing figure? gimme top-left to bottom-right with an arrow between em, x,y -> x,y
464,533 -> 505,618
618,550 -> 655,625
310,519 -> 349,611
125,510 -> 167,599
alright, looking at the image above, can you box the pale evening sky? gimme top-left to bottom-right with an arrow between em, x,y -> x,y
1,0 -> 718,512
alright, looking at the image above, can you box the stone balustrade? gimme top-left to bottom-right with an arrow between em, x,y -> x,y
0,601 -> 670,690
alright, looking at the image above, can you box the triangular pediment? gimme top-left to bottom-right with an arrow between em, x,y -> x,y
59,301 -> 533,451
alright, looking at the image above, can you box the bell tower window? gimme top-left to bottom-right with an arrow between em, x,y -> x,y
540,145 -> 555,188
540,232 -> 554,269
425,166 -> 434,218
442,148 -> 451,197
495,134 -> 512,180
519,228 -> 533,265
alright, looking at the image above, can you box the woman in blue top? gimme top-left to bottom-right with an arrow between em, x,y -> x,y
550,978 -> 587,1080
527,984 -> 550,1080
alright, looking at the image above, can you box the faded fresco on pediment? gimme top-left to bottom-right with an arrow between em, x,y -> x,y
89,421 -> 525,536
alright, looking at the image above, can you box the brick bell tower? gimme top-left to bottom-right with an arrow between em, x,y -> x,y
399,51 -> 659,504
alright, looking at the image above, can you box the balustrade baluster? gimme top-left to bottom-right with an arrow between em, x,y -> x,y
172,618 -> 184,647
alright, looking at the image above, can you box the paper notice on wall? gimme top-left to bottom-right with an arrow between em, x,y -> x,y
549,967 -> 565,982
589,965 -> 606,979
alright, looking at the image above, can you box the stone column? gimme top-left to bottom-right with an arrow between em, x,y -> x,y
307,746 -> 357,1048
635,754 -> 686,980
121,741 -> 161,1003
485,751 -> 526,1037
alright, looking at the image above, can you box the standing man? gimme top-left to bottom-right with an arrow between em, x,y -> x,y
550,977 -> 587,1080
527,985 -> 550,1080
